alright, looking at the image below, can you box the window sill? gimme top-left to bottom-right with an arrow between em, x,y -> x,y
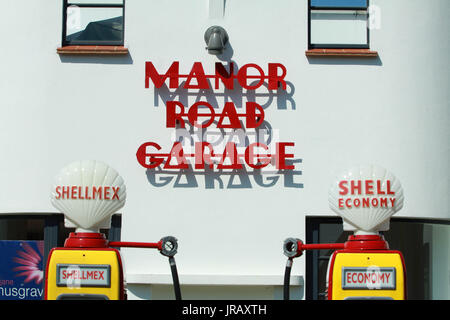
126,273 -> 304,286
57,45 -> 129,55
305,49 -> 378,58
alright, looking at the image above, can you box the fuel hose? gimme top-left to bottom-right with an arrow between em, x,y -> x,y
282,238 -> 302,301
283,258 -> 293,300
169,256 -> 182,300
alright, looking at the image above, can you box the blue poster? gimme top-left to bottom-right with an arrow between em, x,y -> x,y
0,241 -> 44,300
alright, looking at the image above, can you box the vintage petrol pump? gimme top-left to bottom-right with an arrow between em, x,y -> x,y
44,160 -> 182,300
283,165 -> 407,300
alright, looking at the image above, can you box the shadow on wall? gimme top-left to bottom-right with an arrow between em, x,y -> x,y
58,53 -> 134,65
145,159 -> 304,189
216,38 -> 234,62
306,55 -> 383,66
153,69 -> 296,112
154,78 -> 296,112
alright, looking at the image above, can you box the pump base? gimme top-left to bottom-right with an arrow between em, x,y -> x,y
64,232 -> 108,248
344,235 -> 389,251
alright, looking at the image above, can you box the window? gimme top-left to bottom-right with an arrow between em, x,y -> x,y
0,214 -> 121,276
0,214 -> 122,300
308,0 -> 370,49
62,0 -> 125,46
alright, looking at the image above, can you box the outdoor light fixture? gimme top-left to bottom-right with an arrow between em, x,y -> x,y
204,26 -> 228,55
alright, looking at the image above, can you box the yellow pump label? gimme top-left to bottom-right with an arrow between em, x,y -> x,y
45,249 -> 121,300
330,252 -> 405,300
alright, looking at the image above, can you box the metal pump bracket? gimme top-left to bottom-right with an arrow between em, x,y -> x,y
283,238 -> 303,258
283,237 -> 348,259
160,236 -> 178,257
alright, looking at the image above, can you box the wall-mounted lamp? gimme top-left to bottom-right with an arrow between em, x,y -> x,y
204,26 -> 228,55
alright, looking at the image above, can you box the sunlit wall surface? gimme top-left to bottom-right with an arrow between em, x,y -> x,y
0,0 -> 448,299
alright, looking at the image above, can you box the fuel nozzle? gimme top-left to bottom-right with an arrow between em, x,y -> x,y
283,238 -> 303,259
160,236 -> 178,257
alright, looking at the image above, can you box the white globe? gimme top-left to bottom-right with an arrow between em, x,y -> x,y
328,165 -> 404,234
51,160 -> 126,232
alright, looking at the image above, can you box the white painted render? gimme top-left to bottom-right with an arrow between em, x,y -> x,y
0,0 -> 448,299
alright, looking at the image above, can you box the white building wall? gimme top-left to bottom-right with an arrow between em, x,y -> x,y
0,0 -> 448,299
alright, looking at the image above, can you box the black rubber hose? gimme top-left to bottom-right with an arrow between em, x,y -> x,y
283,258 -> 293,300
169,256 -> 182,300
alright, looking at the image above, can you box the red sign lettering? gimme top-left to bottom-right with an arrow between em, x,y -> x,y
55,186 -> 121,200
342,267 -> 396,289
337,179 -> 397,209
346,271 -> 392,285
141,61 -> 298,173
166,101 -> 264,129
145,61 -> 287,90
338,197 -> 396,209
61,270 -> 105,280
338,180 -> 396,196
136,141 -> 295,170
